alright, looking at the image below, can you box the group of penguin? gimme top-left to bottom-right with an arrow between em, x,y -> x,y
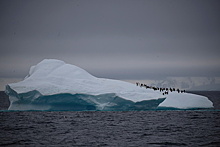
136,82 -> 186,95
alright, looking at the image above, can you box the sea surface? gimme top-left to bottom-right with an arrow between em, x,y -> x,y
0,91 -> 220,146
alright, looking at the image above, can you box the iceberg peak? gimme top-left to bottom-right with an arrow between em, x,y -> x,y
26,59 -> 94,80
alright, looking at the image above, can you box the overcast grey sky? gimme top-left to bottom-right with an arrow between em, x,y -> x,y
1,0 -> 220,80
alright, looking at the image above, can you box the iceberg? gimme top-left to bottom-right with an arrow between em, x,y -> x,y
5,59 -> 213,110
158,92 -> 213,109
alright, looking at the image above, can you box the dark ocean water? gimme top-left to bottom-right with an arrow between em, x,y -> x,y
1,91 -> 220,146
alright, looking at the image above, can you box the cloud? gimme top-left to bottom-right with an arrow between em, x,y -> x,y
0,0 -> 220,80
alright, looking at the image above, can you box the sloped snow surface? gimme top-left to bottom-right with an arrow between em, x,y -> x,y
5,59 -> 213,110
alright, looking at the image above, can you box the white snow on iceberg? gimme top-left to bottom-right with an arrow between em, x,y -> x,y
158,92 -> 213,109
5,59 -> 213,110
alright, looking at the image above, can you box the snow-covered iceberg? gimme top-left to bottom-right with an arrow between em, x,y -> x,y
5,59 -> 213,110
158,92 -> 213,109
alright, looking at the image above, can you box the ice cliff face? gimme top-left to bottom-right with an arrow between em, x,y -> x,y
5,59 -> 213,110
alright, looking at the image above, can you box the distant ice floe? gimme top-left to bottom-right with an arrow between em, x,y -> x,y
5,59 -> 213,110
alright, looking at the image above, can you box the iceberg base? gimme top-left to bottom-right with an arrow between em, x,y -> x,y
7,91 -> 166,111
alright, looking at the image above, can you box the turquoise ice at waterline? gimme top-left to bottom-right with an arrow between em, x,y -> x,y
5,59 -> 213,110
